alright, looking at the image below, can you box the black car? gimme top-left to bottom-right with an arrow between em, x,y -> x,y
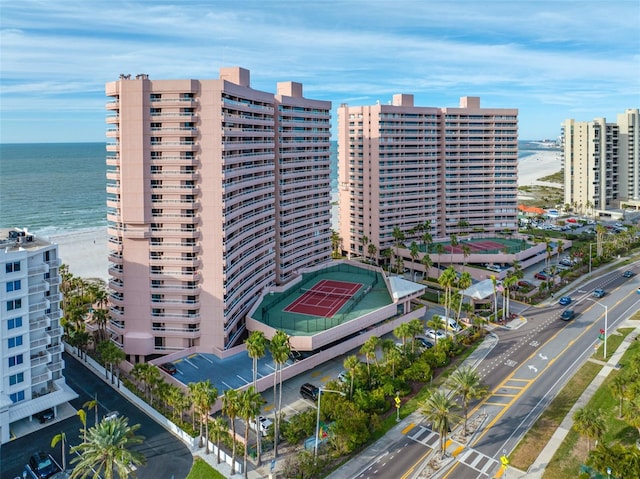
35,408 -> 54,423
159,362 -> 177,375
28,451 -> 61,479
300,383 -> 319,401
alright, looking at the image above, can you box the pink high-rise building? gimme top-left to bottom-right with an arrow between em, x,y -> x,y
338,95 -> 518,260
105,67 -> 331,362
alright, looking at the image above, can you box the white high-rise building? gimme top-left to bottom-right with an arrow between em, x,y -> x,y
0,228 -> 76,444
561,109 -> 640,213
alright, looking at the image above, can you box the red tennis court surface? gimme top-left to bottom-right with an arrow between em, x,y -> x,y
284,279 -> 363,317
445,240 -> 505,254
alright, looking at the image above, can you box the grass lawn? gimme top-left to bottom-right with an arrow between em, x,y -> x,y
543,333 -> 639,478
186,457 -> 227,479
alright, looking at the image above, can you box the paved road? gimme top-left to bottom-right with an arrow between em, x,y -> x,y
1,354 -> 192,479
333,260 -> 639,479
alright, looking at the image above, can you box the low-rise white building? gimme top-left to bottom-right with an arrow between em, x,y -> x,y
0,228 -> 77,444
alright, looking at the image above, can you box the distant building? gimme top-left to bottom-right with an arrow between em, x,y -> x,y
337,95 -> 519,260
0,228 -> 76,444
561,109 -> 640,215
105,67 -> 332,362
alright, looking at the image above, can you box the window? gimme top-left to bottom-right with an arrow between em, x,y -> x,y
6,280 -> 21,292
8,354 -> 24,367
5,261 -> 20,273
9,372 -> 24,385
10,391 -> 25,403
8,317 -> 23,329
6,299 -> 22,311
8,335 -> 23,348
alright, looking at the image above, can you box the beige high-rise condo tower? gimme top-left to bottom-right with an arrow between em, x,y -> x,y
105,67 -> 331,362
338,95 -> 519,260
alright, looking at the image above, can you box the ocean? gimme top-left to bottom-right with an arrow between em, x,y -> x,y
0,141 -> 554,236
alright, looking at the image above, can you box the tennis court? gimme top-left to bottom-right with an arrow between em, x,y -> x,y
426,237 -> 527,255
255,263 -> 392,336
284,279 -> 364,317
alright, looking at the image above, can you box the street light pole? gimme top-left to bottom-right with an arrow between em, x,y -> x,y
588,298 -> 608,359
314,388 -> 345,458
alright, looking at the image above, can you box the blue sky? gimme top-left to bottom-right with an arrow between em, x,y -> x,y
1,0 -> 638,143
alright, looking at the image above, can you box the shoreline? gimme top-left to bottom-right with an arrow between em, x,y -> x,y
44,152 -> 563,282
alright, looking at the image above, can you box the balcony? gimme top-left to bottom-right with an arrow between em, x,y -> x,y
30,350 -> 52,367
29,299 -> 50,313
30,334 -> 52,349
29,281 -> 50,295
31,369 -> 53,386
30,315 -> 51,331
28,263 -> 49,276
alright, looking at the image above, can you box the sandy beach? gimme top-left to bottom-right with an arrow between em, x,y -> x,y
48,227 -> 110,283
50,151 -> 563,282
518,149 -> 563,187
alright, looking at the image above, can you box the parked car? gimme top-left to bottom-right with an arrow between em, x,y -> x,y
300,383 -> 319,401
28,451 -> 61,479
35,408 -> 54,424
623,270 -> 634,278
416,337 -> 435,349
592,289 -> 606,298
517,280 -> 534,289
103,411 -> 120,421
558,296 -> 572,306
560,310 -> 575,321
534,272 -> 548,280
159,362 -> 177,375
248,415 -> 273,437
425,329 -> 446,341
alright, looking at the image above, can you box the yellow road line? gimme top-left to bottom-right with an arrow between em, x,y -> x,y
452,445 -> 465,457
401,423 -> 416,435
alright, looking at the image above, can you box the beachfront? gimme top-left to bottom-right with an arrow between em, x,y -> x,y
53,150 -> 563,282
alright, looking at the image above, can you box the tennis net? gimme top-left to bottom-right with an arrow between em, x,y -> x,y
300,288 -> 355,301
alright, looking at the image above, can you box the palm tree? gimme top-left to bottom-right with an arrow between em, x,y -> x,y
131,363 -> 161,404
556,239 -> 564,264
449,234 -> 458,264
456,272 -> 472,321
392,226 -> 405,274
438,267 -> 458,320
97,340 -> 125,385
360,336 -> 379,380
222,388 -> 241,475
91,308 -> 110,343
77,409 -> 88,443
367,242 -> 377,265
343,355 -> 359,399
502,275 -> 518,320
360,234 -> 369,261
69,416 -> 146,479
51,431 -> 68,471
83,393 -> 99,427
409,241 -> 420,280
421,253 -> 433,281
166,384 -> 187,422
420,389 -> 459,458
609,374 -> 628,418
393,322 -> 412,348
269,330 -> 290,458
572,407 -> 605,451
209,416 -> 228,465
461,244 -> 471,271
435,243 -> 445,272
330,229 -> 342,258
447,367 -> 487,436
239,386 -> 263,479
490,275 -> 499,322
245,330 -> 267,465
190,380 -> 218,454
